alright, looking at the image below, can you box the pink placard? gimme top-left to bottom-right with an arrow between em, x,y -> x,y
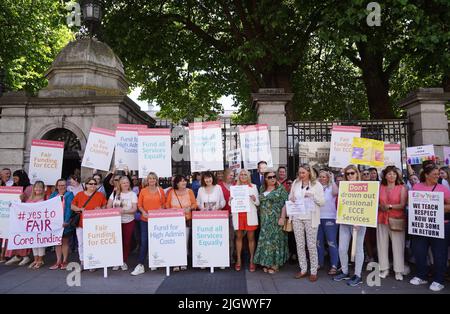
192,210 -> 229,219
147,209 -> 185,218
331,125 -> 362,133
115,124 -> 148,131
83,208 -> 121,219
31,139 -> 64,149
0,186 -> 23,194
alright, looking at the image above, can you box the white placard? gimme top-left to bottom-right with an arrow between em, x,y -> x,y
115,124 -> 147,170
148,210 -> 187,268
227,149 -> 242,173
83,209 -> 123,269
383,143 -> 402,170
443,146 -> 450,166
28,139 -> 64,185
239,124 -> 273,170
192,211 -> 229,268
230,185 -> 250,213
81,127 -> 116,171
406,145 -> 436,165
328,125 -> 361,168
8,196 -> 64,249
408,191 -> 444,239
0,186 -> 22,239
285,200 -> 307,216
138,128 -> 172,178
189,121 -> 224,172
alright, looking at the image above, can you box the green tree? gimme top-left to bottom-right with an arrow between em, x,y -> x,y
0,0 -> 73,94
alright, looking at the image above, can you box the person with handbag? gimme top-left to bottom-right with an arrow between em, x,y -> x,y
49,179 -> 75,270
229,169 -> 259,272
377,165 -> 408,281
289,164 -> 325,282
107,176 -> 138,272
317,170 -> 340,275
131,172 -> 166,276
71,177 -> 107,270
409,161 -> 450,292
165,175 -> 197,272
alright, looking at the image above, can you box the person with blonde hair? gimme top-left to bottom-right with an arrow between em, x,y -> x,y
26,181 -> 47,269
230,169 -> 259,272
317,170 -> 340,275
333,165 -> 366,286
289,164 -> 325,282
107,176 -> 138,271
131,172 -> 165,276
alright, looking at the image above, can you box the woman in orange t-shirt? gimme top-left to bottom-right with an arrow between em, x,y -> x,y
71,177 -> 107,269
131,172 -> 165,276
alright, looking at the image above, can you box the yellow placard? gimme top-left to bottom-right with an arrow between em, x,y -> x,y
350,137 -> 384,167
336,181 -> 380,227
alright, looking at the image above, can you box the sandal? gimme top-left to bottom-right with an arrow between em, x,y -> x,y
28,261 -> 37,269
268,267 -> 279,274
249,263 -> 256,272
263,267 -> 268,273
234,263 -> 241,272
328,267 -> 338,275
49,263 -> 61,270
33,261 -> 44,269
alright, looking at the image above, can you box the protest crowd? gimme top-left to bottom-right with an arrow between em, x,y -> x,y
1,157 -> 450,292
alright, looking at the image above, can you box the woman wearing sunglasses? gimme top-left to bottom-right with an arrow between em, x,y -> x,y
289,164 -> 325,282
333,165 -> 366,286
254,170 -> 289,274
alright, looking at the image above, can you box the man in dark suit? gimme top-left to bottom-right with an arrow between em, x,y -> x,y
251,161 -> 268,191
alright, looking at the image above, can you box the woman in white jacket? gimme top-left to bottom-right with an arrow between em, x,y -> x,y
196,171 -> 226,211
289,164 -> 325,282
229,169 -> 260,272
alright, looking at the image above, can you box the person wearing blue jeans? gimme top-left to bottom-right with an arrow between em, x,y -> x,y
408,161 -> 450,292
138,220 -> 148,265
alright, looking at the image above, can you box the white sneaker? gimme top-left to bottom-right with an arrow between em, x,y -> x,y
395,273 -> 403,281
180,266 -> 187,271
18,256 -> 31,266
112,266 -> 120,271
410,277 -> 428,285
121,263 -> 128,271
379,270 -> 389,279
131,264 -> 145,276
5,256 -> 21,265
429,281 -> 444,292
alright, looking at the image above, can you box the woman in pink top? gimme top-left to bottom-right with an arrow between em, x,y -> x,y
376,166 -> 407,281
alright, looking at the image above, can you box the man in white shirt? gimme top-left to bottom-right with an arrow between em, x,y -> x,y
1,168 -> 14,186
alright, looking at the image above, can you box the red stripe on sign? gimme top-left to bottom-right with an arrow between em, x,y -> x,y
138,129 -> 171,136
0,186 -> 23,194
239,124 -> 269,133
115,124 -> 148,131
90,127 -> 116,137
384,144 -> 401,151
331,125 -> 362,133
147,209 -> 185,218
31,139 -> 64,148
192,210 -> 229,219
83,208 -> 121,219
188,121 -> 221,130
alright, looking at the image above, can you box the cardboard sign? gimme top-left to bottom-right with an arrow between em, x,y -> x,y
115,124 -> 147,170
83,209 -> 123,269
408,191 -> 444,239
329,125 -> 361,168
350,138 -> 384,167
82,127 -> 116,171
336,181 -> 380,228
0,186 -> 23,239
406,145 -> 436,165
147,209 -> 187,267
189,121 -> 224,172
28,139 -> 64,185
192,211 -> 229,268
285,200 -> 307,216
138,129 -> 172,178
239,124 -> 273,170
8,196 -> 64,249
230,185 -> 250,213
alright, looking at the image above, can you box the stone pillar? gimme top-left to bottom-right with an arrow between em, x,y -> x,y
399,87 -> 450,161
251,88 -> 293,170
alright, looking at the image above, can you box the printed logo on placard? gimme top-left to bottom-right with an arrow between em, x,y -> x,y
412,192 -> 440,202
31,173 -> 38,180
152,252 -> 165,265
196,252 -> 208,266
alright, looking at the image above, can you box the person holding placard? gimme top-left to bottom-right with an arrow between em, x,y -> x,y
333,165 -> 366,287
218,169 -> 236,265
131,172 -> 165,276
377,166 -> 408,281
254,170 -> 289,274
71,177 -> 107,270
49,179 -> 74,270
196,172 -> 226,212
409,162 -> 450,292
165,175 -> 198,271
4,170 -> 33,266
289,164 -> 325,282
230,169 -> 259,272
317,170 -> 340,275
107,176 -> 138,271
